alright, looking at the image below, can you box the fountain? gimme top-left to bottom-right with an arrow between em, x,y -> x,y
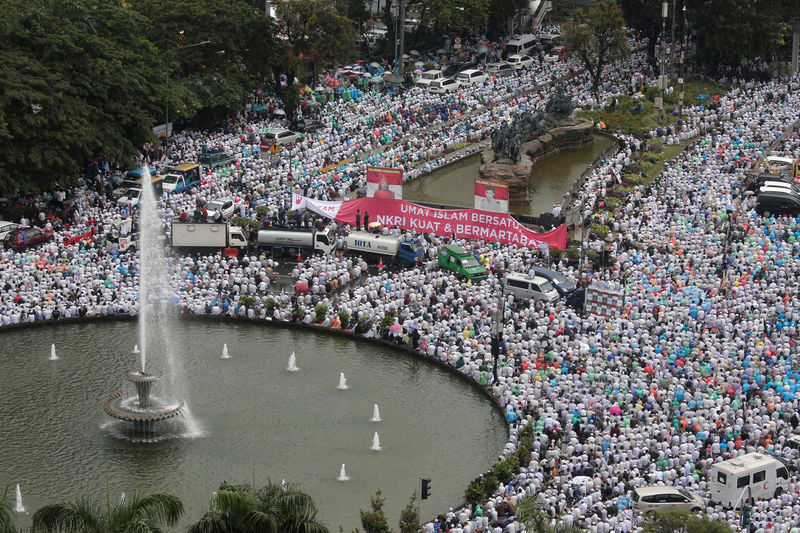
371,432 -> 382,451
49,344 -> 58,361
103,164 -> 194,439
221,344 -> 230,360
337,464 -> 350,481
371,403 -> 381,422
337,372 -> 348,390
287,351 -> 299,371
14,484 -> 24,513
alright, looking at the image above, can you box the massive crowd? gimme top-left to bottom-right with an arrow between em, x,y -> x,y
3,32 -> 800,532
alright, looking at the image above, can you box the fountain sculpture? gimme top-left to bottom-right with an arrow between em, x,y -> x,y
221,344 -> 231,359
371,403 -> 381,422
337,464 -> 350,481
337,372 -> 348,390
371,432 -> 382,451
103,165 -> 190,438
287,351 -> 299,371
49,344 -> 58,361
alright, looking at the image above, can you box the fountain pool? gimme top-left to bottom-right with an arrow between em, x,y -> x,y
0,320 -> 507,530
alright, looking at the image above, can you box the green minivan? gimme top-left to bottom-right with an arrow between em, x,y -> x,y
437,244 -> 488,281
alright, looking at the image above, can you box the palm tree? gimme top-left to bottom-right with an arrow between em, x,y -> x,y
0,488 -> 18,533
31,491 -> 183,533
188,481 -> 328,533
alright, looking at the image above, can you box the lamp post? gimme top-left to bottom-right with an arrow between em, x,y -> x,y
679,3 -> 687,118
164,39 -> 211,145
657,1 -> 668,124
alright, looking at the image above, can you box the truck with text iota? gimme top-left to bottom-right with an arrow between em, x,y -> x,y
257,227 -> 335,257
345,231 -> 424,266
171,220 -> 248,254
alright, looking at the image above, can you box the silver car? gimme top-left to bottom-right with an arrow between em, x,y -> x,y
632,487 -> 705,514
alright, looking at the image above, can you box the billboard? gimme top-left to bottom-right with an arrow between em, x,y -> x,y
366,166 -> 403,200
474,179 -> 509,213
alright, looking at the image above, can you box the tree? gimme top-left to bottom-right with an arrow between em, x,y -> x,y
414,0 -> 490,36
272,0 -> 355,118
131,0 -> 277,127
398,492 -> 419,533
0,0 -> 161,193
641,509 -> 734,533
31,492 -> 183,533
187,480 -> 328,533
0,488 -> 17,533
358,489 -> 390,533
617,0 -> 662,72
563,0 -> 629,101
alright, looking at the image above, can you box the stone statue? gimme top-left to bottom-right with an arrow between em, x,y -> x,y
546,82 -> 573,116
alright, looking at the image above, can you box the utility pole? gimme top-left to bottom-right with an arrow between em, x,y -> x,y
657,1 -> 668,124
164,39 -> 211,146
397,0 -> 406,76
679,3 -> 687,119
670,0 -> 677,77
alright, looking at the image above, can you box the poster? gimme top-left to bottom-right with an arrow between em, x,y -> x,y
365,166 -> 403,200
474,178 -> 509,213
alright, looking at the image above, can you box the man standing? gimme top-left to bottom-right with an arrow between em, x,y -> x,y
363,211 -> 370,230
355,209 -> 361,230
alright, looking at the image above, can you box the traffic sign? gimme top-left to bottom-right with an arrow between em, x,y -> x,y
142,142 -> 152,151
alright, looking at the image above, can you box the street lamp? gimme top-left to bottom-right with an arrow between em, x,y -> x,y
164,39 -> 211,144
679,3 -> 687,118
657,1 -> 668,123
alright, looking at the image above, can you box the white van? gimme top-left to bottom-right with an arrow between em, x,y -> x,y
503,272 -> 559,303
456,69 -> 488,86
709,453 -> 791,508
504,34 -> 536,57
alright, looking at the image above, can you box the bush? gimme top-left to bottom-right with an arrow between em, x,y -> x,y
315,304 -> 328,323
338,310 -> 350,327
492,460 -> 514,485
465,481 -> 483,506
380,314 -> 396,333
480,474 -> 498,499
590,223 -> 610,239
238,295 -> 255,310
264,297 -> 279,316
604,196 -> 622,209
231,216 -> 260,230
255,205 -> 269,219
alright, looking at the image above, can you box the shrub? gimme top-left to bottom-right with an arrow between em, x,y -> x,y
493,460 -> 514,485
590,223 -> 610,239
238,295 -> 255,310
380,314 -> 396,333
264,298 -> 279,316
315,304 -> 328,323
255,205 -> 269,219
231,216 -> 260,230
604,196 -> 622,209
480,474 -> 498,499
465,481 -> 483,506
338,310 -> 350,327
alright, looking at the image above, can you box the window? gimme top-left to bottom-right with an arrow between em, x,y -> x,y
717,472 -> 727,484
448,256 -> 456,264
777,467 -> 788,479
507,279 -> 527,289
737,475 -> 750,488
753,470 -> 765,483
317,235 -> 329,245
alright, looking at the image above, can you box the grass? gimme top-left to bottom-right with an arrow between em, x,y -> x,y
577,76 -> 731,138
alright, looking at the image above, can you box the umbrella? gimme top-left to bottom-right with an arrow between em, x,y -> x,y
436,48 -> 447,54
368,221 -> 382,229
414,69 -> 424,74
414,60 -> 424,67
370,62 -> 381,68
363,72 -> 372,78
402,54 -> 410,60
476,44 -> 488,54
295,282 -> 308,293
609,405 -> 622,416
324,77 -> 343,87
409,50 -> 420,56
389,324 -> 403,331
382,73 -> 404,85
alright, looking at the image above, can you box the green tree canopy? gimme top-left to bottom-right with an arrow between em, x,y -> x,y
641,509 -> 734,533
358,489 -> 390,533
0,0 -> 160,193
31,491 -> 183,533
563,0 -> 630,101
187,480 -> 329,533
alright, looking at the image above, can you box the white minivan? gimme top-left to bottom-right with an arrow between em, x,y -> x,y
504,34 -> 536,57
503,273 -> 559,303
456,69 -> 488,86
416,69 -> 443,87
709,453 -> 791,508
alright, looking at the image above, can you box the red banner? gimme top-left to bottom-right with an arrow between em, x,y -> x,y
366,166 -> 403,199
334,198 -> 567,249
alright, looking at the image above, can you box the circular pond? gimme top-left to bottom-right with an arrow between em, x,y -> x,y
1,320 -> 507,530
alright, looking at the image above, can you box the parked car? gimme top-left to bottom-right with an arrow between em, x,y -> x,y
0,221 -> 22,240
506,54 -> 533,70
503,272 -> 559,303
456,69 -> 488,86
632,487 -> 705,514
205,197 -> 243,221
263,128 -> 300,146
429,78 -> 460,94
2,227 -> 54,250
756,188 -> 800,216
530,266 -> 577,296
416,69 -> 443,87
116,188 -> 142,208
292,118 -> 325,134
487,62 -> 515,76
442,62 -> 477,79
